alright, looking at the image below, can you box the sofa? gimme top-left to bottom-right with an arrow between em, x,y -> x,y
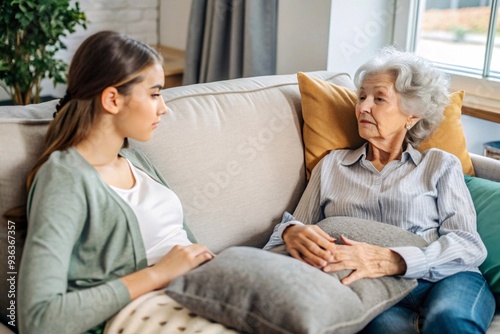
0,71 -> 499,333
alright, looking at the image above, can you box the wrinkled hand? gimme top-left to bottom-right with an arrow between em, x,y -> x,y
322,235 -> 407,285
150,244 -> 215,289
283,224 -> 336,268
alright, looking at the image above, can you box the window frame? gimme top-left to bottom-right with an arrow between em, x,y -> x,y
394,0 -> 500,118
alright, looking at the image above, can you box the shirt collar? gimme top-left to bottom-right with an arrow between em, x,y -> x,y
341,142 -> 422,166
404,143 -> 422,165
341,143 -> 369,166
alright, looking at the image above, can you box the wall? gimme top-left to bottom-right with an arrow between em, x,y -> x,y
3,1 -> 497,154
159,0 -> 192,50
158,0 -> 333,76
327,0 -> 395,77
462,115 -> 500,155
276,0 -> 332,75
327,1 -> 500,155
4,0 -> 333,99
0,0 -> 160,101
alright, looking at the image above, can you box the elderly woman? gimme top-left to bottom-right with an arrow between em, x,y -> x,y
264,47 -> 495,333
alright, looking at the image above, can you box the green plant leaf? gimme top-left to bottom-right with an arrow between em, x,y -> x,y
0,0 -> 88,105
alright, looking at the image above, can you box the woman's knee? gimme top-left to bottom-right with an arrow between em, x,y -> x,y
422,305 -> 485,334
361,306 -> 419,334
421,273 -> 495,334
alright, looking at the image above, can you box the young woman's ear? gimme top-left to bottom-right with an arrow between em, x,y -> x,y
100,87 -> 122,114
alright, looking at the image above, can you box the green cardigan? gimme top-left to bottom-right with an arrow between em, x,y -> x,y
18,147 -> 196,334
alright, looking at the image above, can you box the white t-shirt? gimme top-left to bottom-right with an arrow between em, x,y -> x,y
110,159 -> 192,265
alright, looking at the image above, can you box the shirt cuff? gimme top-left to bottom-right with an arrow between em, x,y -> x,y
276,220 -> 304,239
389,246 -> 428,279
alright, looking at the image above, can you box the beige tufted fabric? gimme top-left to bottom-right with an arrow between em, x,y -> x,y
105,291 -> 238,334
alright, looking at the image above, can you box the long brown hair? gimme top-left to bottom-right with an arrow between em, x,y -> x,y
6,31 -> 162,221
28,31 -> 162,189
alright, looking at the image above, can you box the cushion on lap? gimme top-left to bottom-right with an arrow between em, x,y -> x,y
165,217 -> 427,334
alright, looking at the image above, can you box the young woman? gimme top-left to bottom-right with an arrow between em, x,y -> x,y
18,31 -> 214,334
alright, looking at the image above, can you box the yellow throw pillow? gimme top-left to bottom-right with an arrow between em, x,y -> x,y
298,72 -> 474,177
418,90 -> 474,175
299,72 -> 365,179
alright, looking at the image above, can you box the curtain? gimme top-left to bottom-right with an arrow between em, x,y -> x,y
183,0 -> 278,85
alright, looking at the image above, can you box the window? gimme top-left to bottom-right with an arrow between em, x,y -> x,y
398,0 -> 500,114
415,0 -> 499,79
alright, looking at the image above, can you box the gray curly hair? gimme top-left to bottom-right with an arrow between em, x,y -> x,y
353,46 -> 450,147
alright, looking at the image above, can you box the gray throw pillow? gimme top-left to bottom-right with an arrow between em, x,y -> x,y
165,217 -> 428,334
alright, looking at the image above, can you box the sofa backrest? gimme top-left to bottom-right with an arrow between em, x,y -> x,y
0,71 -> 354,326
132,71 -> 355,252
0,100 -> 57,327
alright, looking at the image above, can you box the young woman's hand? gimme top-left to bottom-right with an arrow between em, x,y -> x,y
121,244 -> 214,300
282,224 -> 336,268
150,244 -> 215,289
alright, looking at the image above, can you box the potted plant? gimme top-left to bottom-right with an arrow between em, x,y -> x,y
0,0 -> 87,105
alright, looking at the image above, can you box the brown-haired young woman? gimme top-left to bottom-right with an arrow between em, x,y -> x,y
18,31 -> 214,334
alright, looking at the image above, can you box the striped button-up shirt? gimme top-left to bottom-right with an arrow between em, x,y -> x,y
264,143 -> 486,282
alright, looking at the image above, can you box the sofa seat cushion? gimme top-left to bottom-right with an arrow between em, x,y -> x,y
165,217 -> 426,334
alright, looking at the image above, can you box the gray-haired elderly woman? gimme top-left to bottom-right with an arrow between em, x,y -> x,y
264,47 -> 495,333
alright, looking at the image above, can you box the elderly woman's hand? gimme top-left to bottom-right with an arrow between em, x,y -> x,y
282,224 -> 336,268
323,235 -> 407,285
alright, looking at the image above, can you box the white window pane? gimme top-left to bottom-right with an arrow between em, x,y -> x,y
415,0 -> 492,74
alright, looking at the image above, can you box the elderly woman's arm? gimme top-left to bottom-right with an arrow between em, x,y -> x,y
388,155 -> 486,281
268,149 -> 485,284
323,153 -> 486,284
263,160 -> 333,266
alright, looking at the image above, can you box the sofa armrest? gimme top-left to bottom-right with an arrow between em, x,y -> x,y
471,153 -> 500,182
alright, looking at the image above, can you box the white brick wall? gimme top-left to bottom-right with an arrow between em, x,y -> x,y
30,0 -> 160,100
78,0 -> 159,45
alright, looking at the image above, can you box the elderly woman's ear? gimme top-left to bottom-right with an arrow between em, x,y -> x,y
406,115 -> 421,130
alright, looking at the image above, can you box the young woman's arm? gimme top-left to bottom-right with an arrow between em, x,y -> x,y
121,244 -> 214,300
19,165 -> 131,334
19,158 -> 214,334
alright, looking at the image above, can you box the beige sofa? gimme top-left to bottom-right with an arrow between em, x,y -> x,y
1,71 -> 499,333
